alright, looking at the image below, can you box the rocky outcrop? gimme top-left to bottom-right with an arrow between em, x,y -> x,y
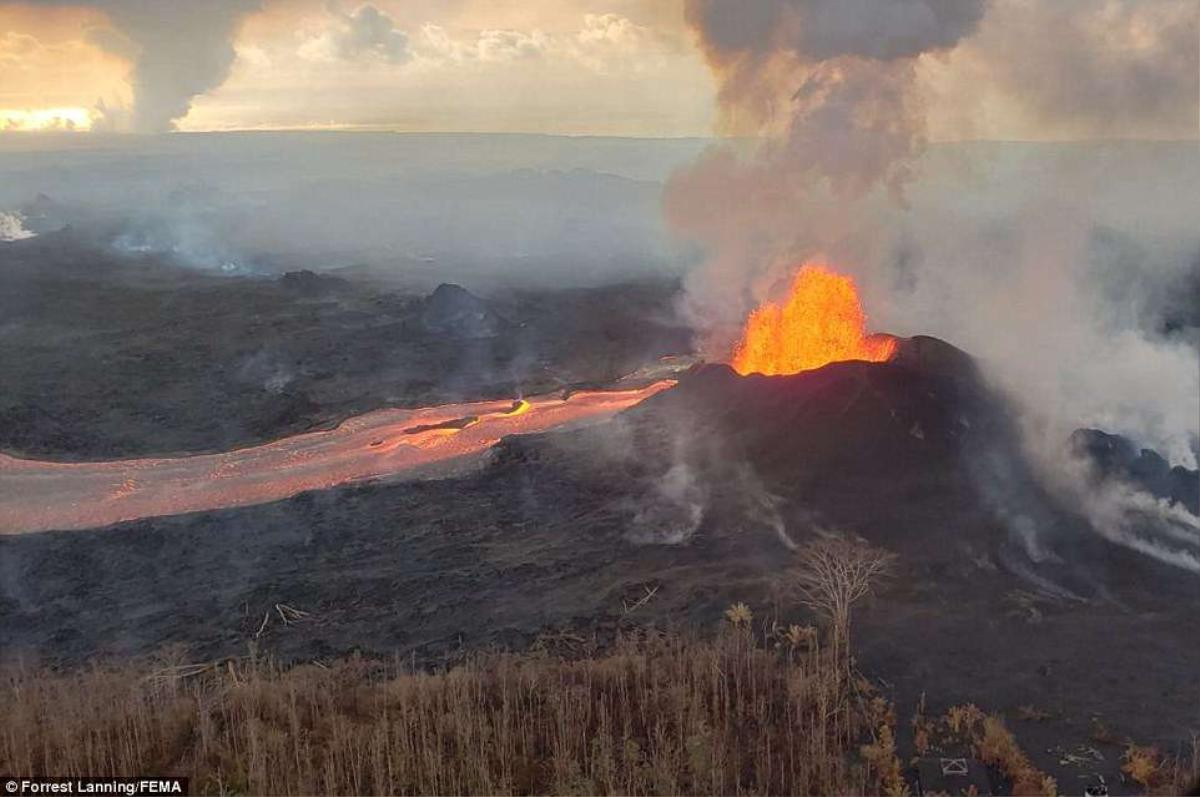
419,283 -> 506,339
1070,428 -> 1199,515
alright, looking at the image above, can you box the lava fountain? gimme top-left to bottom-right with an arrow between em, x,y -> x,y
731,263 -> 896,376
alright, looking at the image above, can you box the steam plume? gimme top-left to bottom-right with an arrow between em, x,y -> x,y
0,211 -> 36,242
667,0 -> 988,349
668,0 -> 1199,571
30,0 -> 261,133
930,0 -> 1200,140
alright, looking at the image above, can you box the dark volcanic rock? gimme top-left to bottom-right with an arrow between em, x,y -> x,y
0,236 -> 690,458
279,269 -> 348,297
624,338 -> 1048,563
1071,428 -> 1199,514
5,333 -> 1200,784
18,193 -> 67,235
419,283 -> 505,338
8,335 -> 1072,667
621,337 -> 1200,604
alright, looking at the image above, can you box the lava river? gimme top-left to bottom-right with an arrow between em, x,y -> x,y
0,380 -> 675,534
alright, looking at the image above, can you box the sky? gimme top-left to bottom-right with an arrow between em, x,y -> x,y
0,0 -> 1196,138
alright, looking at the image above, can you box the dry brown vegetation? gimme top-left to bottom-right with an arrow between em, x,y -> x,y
1170,736 -> 1200,796
0,625 -> 904,796
788,535 -> 895,668
858,695 -> 907,797
975,715 -> 1057,797
1125,737 -> 1200,795
938,703 -> 1057,796
1124,742 -> 1165,789
9,539 -> 1158,797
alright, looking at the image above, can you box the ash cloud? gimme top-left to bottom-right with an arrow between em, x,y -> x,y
27,0 -> 261,133
667,0 -> 989,353
668,0 -> 1200,568
685,0 -> 986,65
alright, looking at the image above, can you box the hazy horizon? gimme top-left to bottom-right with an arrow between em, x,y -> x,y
3,1 -> 1195,140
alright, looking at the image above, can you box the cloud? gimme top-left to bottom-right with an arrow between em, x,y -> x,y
413,13 -> 667,71
0,27 -> 114,87
922,0 -> 1199,140
0,31 -> 45,68
299,4 -> 411,64
23,0 -> 261,133
474,28 -> 549,62
570,13 -> 669,72
414,25 -> 548,65
577,12 -> 649,48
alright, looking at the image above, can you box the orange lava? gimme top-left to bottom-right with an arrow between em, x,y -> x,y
731,263 -> 895,376
0,381 -> 675,534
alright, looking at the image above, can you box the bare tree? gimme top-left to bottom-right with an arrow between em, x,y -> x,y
789,535 -> 896,667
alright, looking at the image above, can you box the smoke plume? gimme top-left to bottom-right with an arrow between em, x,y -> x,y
926,0 -> 1200,141
0,211 -> 36,242
29,0 -> 261,133
667,0 -> 989,349
668,0 -> 1199,569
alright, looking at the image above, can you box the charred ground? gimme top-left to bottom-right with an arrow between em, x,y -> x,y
0,229 -> 690,459
2,235 -> 1199,793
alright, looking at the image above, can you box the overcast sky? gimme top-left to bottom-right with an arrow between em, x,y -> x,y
1,0 -> 1196,139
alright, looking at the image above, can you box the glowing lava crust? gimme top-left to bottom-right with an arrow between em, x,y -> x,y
0,381 -> 674,534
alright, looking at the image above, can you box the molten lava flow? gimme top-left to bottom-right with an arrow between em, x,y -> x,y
0,380 -> 676,534
503,399 -> 531,416
731,263 -> 895,376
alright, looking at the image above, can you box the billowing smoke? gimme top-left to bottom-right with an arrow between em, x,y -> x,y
667,0 -> 1200,568
871,171 -> 1200,469
927,0 -> 1200,140
0,211 -> 36,242
667,0 -> 989,349
29,0 -> 261,133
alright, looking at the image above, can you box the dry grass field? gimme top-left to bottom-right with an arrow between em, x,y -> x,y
5,619 -> 1199,796
3,624 -> 879,795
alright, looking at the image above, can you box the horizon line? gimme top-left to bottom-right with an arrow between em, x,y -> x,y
2,128 -> 1198,145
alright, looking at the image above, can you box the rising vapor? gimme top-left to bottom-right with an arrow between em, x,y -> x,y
28,0 -> 261,133
667,0 -> 1200,569
0,211 -> 36,242
666,0 -> 989,348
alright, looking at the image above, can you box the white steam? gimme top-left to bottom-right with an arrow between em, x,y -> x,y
669,0 -> 1200,568
668,0 -> 988,351
1052,447 -> 1200,574
0,211 -> 36,242
27,0 -> 261,133
922,0 -> 1200,141
630,460 -> 707,545
863,152 -> 1200,469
